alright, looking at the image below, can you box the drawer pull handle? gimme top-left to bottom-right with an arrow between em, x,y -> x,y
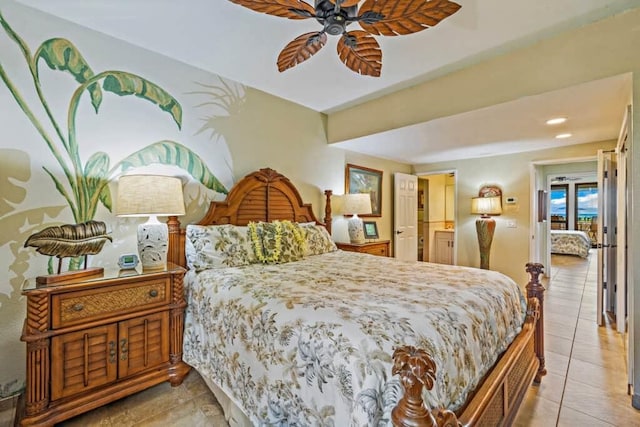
149,289 -> 158,298
120,338 -> 128,361
109,341 -> 116,364
72,303 -> 84,311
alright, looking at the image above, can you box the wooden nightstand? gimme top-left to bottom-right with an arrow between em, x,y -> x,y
336,240 -> 390,257
18,263 -> 189,426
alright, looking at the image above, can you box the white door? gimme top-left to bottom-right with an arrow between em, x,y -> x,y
394,173 -> 418,261
596,150 -> 617,326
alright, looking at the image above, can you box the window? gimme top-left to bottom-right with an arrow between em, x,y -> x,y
575,182 -> 598,233
550,185 -> 568,230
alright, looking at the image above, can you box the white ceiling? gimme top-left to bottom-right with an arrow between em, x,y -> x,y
335,74 -> 632,163
15,0 -> 635,164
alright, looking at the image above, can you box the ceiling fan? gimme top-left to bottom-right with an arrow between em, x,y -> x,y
552,176 -> 583,182
229,0 -> 462,77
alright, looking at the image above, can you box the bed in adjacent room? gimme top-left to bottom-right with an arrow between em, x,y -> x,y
550,229 -> 592,258
166,168 -> 546,427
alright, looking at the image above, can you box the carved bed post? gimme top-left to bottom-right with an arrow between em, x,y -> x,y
324,189 -> 332,234
391,346 -> 459,427
167,215 -> 183,267
525,262 -> 547,383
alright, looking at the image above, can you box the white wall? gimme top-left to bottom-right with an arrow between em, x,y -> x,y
414,140 -> 615,285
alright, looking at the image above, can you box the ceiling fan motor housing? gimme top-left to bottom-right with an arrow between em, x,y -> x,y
314,0 -> 358,36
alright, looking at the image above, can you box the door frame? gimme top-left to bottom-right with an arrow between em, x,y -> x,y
529,156 -> 597,275
415,169 -> 457,265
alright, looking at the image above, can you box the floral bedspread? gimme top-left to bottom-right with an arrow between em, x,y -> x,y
551,230 -> 591,258
183,251 -> 527,426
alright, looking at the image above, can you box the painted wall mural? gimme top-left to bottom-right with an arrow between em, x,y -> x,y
0,11 -> 227,273
0,7 -> 241,397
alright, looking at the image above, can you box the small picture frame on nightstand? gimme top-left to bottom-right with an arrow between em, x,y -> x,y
363,221 -> 379,239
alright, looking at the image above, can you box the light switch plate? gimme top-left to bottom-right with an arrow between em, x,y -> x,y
507,220 -> 517,228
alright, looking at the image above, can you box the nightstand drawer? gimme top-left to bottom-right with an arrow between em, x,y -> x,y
364,243 -> 389,257
52,279 -> 170,329
336,240 -> 390,257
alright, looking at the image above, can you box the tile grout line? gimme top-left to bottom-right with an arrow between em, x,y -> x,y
552,250 -> 617,427
552,253 -> 590,427
558,251 -> 621,426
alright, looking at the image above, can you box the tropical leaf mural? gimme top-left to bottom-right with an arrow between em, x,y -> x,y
0,11 -> 229,270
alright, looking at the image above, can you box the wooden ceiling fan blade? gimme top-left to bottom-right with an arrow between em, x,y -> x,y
277,32 -> 327,72
229,0 -> 316,19
325,0 -> 360,8
336,31 -> 381,77
358,0 -> 461,36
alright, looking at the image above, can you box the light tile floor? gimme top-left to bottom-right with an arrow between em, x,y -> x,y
5,251 -> 639,426
513,251 -> 639,426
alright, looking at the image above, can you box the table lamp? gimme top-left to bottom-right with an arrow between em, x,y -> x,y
115,175 -> 185,269
344,193 -> 372,244
471,195 -> 502,269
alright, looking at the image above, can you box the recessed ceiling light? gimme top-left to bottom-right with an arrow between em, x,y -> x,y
556,133 -> 572,139
546,117 -> 567,125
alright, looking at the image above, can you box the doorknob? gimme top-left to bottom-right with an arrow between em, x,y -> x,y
396,230 -> 404,235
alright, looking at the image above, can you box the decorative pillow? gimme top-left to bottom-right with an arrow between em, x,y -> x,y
301,223 -> 337,256
185,224 -> 256,271
248,220 -> 306,264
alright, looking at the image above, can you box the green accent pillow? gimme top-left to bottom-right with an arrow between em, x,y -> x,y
249,220 -> 306,264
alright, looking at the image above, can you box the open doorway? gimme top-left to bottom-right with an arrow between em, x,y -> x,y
531,161 -> 598,274
417,172 -> 456,264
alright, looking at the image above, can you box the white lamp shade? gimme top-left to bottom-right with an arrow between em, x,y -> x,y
115,175 -> 185,217
343,193 -> 372,215
471,196 -> 502,216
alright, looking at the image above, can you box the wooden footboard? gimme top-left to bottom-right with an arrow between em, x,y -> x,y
392,263 -> 545,427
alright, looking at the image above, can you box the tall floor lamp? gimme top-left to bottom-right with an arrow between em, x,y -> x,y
471,192 -> 502,270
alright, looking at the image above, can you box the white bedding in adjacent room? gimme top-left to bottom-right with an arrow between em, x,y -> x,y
550,230 -> 591,258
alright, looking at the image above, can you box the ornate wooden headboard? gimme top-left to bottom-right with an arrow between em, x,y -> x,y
167,168 -> 333,268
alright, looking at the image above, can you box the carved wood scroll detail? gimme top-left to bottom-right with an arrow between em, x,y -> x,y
26,291 -> 49,333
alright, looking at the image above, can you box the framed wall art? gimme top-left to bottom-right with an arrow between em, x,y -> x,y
345,163 -> 383,217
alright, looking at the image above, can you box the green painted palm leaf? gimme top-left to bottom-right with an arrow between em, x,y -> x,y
117,141 -> 228,194
102,72 -> 182,129
84,152 -> 112,214
34,38 -> 102,112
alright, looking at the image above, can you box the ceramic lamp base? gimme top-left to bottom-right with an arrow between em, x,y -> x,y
348,215 -> 365,244
137,216 -> 168,270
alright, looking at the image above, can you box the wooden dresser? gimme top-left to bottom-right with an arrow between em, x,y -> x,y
18,263 -> 190,426
336,240 -> 390,257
